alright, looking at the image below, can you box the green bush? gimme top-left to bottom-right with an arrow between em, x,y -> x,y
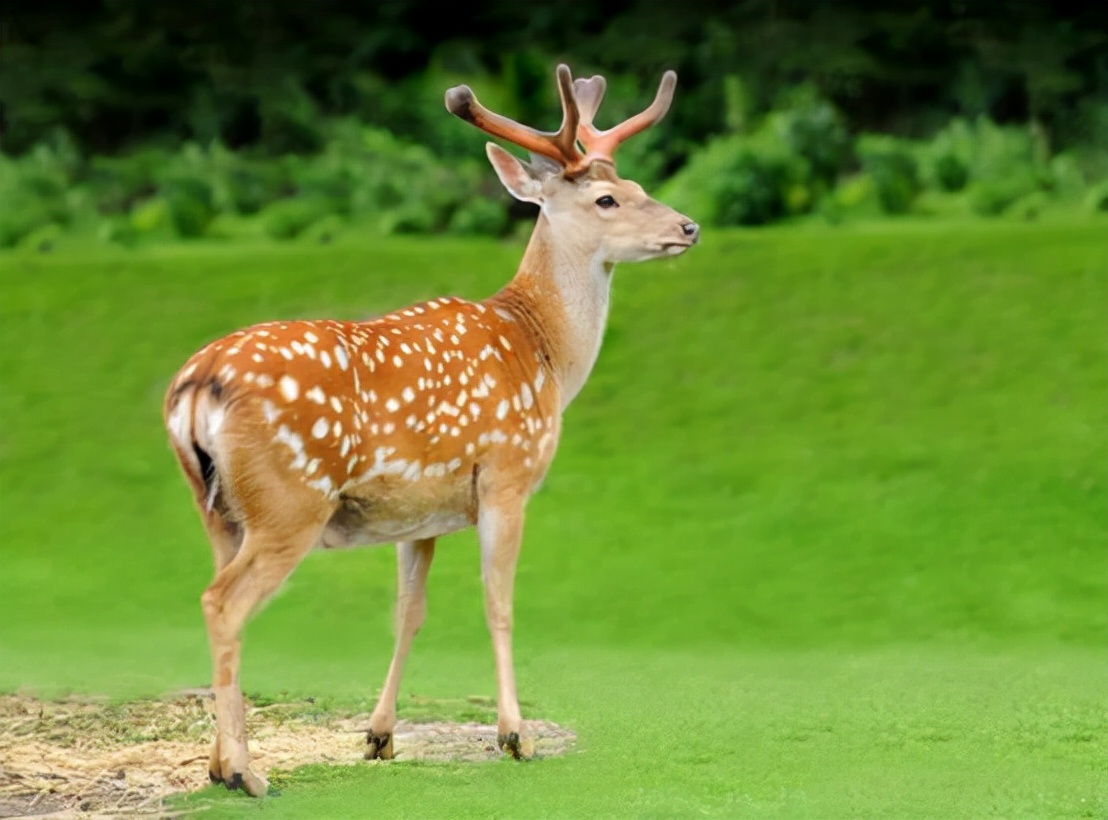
87,149 -> 168,214
159,174 -> 215,237
659,130 -> 808,227
0,144 -> 76,246
0,193 -> 56,248
1004,190 -> 1053,221
968,171 -> 1042,216
932,152 -> 969,192
209,144 -> 290,215
299,214 -> 348,244
773,86 -> 851,189
448,195 -> 509,236
856,135 -> 921,215
1084,180 -> 1108,213
258,196 -> 336,240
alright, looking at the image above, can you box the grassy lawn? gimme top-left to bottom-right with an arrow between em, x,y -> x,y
1,218 -> 1104,817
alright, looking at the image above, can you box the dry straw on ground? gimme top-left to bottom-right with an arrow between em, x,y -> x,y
0,693 -> 575,818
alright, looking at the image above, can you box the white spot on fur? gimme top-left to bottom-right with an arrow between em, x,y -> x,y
496,400 -> 509,420
275,424 -> 305,457
308,474 -> 335,496
312,417 -> 329,439
306,386 -> 327,404
279,375 -> 299,401
166,393 -> 193,444
334,346 -> 349,370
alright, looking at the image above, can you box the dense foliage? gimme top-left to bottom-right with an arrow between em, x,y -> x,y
1,0 -> 1105,247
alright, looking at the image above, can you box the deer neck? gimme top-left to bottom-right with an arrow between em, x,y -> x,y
490,214 -> 613,410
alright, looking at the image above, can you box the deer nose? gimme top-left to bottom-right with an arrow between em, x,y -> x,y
681,221 -> 699,242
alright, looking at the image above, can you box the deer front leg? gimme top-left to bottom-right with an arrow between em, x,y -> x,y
477,496 -> 533,759
366,538 -> 436,760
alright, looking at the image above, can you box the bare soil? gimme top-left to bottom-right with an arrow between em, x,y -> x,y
0,693 -> 576,818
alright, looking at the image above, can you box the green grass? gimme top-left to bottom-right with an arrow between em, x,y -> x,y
1,218 -> 1105,817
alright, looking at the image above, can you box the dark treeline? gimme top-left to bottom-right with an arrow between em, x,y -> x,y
2,0 -> 1105,157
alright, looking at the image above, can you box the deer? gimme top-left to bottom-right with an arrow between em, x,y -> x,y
162,64 -> 698,796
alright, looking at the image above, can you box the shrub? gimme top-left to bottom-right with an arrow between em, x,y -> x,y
258,196 -> 336,240
967,171 -> 1041,216
856,135 -> 921,214
0,145 -> 75,246
659,130 -> 808,227
159,173 -> 215,237
1084,180 -> 1108,213
773,85 -> 851,189
932,152 -> 969,192
448,196 -> 509,236
87,149 -> 168,214
0,194 -> 56,248
209,144 -> 290,215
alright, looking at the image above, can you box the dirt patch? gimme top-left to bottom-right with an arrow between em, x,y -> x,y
0,692 -> 576,818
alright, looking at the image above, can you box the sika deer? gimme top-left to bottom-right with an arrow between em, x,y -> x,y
163,64 -> 698,795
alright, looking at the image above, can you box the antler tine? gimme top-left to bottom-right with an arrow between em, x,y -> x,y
573,75 -> 607,127
577,70 -> 677,163
444,64 -> 582,167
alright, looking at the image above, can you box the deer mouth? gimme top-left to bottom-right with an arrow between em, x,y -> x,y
659,241 -> 694,255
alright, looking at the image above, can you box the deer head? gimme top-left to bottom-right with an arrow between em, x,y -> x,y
445,64 -> 698,265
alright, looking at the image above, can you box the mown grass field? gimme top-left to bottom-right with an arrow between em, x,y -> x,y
1,218 -> 1104,817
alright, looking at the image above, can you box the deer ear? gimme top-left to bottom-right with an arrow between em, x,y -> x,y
486,143 -> 545,204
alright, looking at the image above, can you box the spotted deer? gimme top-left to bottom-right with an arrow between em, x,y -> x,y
163,64 -> 698,795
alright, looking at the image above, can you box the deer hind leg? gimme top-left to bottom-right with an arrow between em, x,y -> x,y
477,494 -> 533,760
199,508 -> 243,572
201,521 -> 322,796
365,538 -> 436,760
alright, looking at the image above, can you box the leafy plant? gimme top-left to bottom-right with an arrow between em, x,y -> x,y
856,135 -> 921,215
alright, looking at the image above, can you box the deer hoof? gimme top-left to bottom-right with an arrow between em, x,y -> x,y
209,764 -> 268,797
498,731 -> 534,760
365,730 -> 394,760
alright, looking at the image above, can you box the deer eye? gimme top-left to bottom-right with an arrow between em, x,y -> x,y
595,195 -> 618,209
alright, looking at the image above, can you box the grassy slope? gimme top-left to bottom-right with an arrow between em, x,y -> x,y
0,219 -> 1104,817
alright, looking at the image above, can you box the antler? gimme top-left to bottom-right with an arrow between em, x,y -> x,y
444,65 -> 677,173
445,64 -> 583,168
574,70 -> 677,165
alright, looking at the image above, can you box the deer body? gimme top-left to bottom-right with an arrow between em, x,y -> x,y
167,295 -> 560,549
164,65 -> 696,796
